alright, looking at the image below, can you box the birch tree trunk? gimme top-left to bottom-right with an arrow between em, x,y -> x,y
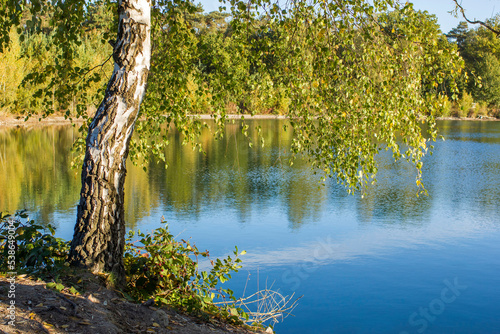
69,0 -> 151,283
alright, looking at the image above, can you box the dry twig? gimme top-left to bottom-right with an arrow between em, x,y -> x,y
214,283 -> 302,326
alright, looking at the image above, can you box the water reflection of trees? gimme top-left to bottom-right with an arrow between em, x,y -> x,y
0,126 -> 80,227
438,120 -> 500,144
354,120 -> 500,227
1,120 -> 499,232
127,120 -> 328,229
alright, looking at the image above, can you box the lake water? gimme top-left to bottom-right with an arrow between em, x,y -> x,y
1,120 -> 499,333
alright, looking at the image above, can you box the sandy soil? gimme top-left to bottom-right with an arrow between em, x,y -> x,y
0,274 -> 267,334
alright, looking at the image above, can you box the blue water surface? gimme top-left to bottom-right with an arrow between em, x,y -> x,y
2,120 -> 499,333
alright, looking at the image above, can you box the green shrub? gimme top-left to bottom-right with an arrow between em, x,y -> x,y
476,101 -> 488,117
124,221 -> 248,322
457,92 -> 474,118
0,211 -> 69,274
433,95 -> 452,117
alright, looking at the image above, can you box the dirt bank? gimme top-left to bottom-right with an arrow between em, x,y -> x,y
0,274 -> 268,334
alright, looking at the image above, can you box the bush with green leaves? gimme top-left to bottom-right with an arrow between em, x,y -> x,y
124,221 -> 248,322
0,211 -> 69,274
0,212 -> 263,325
457,92 -> 474,117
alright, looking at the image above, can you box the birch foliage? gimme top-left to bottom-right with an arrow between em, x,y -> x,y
1,0 -> 463,193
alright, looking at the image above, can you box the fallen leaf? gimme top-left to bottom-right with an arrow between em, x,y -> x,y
35,303 -> 44,307
60,306 -> 67,310
152,322 -> 160,327
61,325 -> 69,329
69,286 -> 79,295
43,322 -> 54,328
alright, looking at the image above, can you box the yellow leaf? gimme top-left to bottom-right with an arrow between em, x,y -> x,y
35,303 -> 44,307
61,325 -> 69,328
152,322 -> 160,327
60,306 -> 67,310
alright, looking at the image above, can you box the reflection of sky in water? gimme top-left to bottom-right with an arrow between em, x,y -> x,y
2,120 -> 500,333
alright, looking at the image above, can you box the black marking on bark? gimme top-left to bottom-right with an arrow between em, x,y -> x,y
69,0 -> 150,286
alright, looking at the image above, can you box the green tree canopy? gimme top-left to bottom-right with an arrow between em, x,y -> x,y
0,0 -> 464,281
448,16 -> 500,108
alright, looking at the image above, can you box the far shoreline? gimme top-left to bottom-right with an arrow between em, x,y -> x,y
0,113 -> 498,128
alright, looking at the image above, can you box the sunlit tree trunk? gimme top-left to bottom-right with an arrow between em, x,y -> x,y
69,0 -> 151,283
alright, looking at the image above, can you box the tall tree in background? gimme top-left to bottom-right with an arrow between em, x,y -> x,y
0,0 -> 463,283
448,16 -> 500,108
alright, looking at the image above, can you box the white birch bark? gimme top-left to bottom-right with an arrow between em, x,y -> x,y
69,0 -> 151,282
